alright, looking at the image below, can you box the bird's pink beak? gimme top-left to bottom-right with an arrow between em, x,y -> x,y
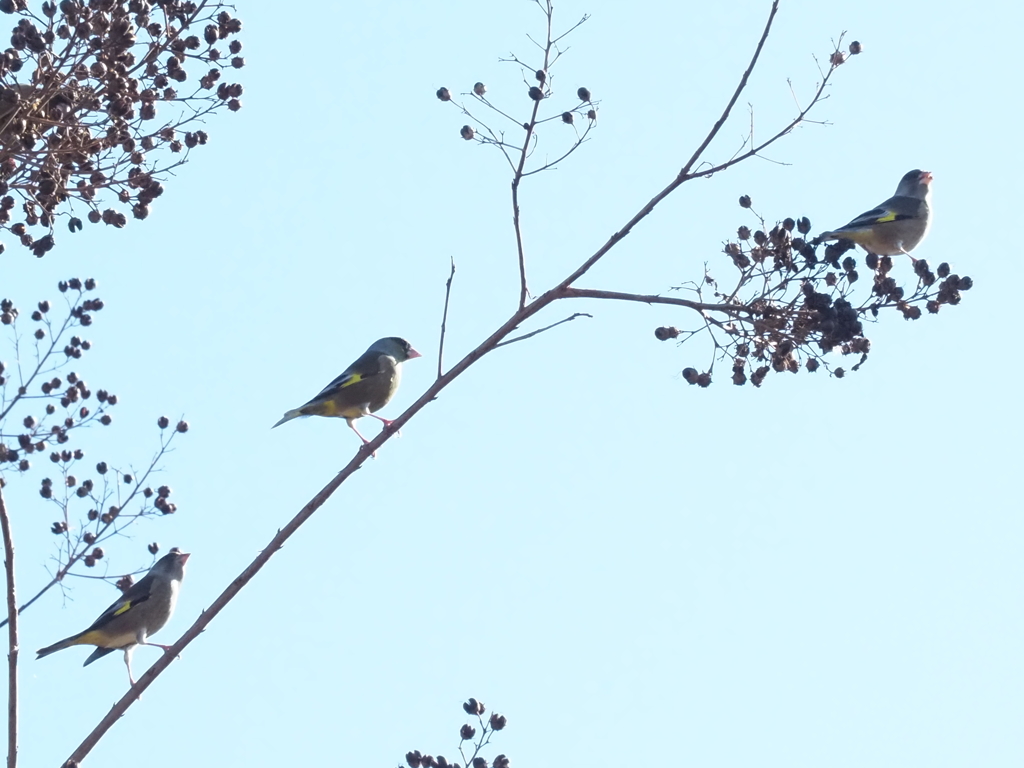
921,171 -> 933,185
179,552 -> 191,564
407,347 -> 423,359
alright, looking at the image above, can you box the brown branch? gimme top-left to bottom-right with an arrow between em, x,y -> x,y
437,257 -> 456,380
512,118 -> 538,311
561,287 -> 754,315
62,295 -> 558,766
0,486 -> 17,768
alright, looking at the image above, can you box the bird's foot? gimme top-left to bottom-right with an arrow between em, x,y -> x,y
370,414 -> 401,437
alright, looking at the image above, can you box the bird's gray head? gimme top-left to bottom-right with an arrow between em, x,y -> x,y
894,169 -> 933,201
368,337 -> 422,363
151,547 -> 190,581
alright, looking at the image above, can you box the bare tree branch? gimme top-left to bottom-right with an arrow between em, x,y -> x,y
0,486 -> 17,768
560,287 -> 754,315
438,258 -> 457,380
64,3 -> 886,761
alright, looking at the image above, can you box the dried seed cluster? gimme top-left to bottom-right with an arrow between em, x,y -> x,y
404,698 -> 509,768
1,277 -> 187,588
438,75 -> 599,146
662,207 -> 972,388
0,0 -> 244,256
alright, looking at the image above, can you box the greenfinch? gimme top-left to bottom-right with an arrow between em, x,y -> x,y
818,169 -> 933,258
273,337 -> 422,446
37,548 -> 190,686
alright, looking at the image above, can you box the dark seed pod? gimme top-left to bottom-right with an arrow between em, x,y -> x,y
654,326 -> 680,341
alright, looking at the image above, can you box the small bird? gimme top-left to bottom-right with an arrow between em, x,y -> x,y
273,337 -> 422,447
36,548 -> 190,686
817,169 -> 933,259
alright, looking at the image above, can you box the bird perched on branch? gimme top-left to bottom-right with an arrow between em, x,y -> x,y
36,548 -> 190,686
816,169 -> 933,259
273,337 -> 422,449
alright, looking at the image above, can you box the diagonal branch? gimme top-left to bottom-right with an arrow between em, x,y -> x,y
553,0 -> 782,291
64,4 -> 847,762
678,0 -> 780,178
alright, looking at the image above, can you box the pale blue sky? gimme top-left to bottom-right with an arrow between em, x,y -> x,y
6,0 -> 1022,766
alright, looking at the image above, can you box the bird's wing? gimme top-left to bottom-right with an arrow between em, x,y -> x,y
83,572 -> 155,632
836,197 -> 919,231
315,351 -> 390,396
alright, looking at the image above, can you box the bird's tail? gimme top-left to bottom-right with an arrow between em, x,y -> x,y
36,633 -> 88,659
272,409 -> 304,428
83,646 -> 117,666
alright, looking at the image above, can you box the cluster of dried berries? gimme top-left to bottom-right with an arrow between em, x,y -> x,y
1,277 -> 186,594
439,77 -> 598,146
0,0 -> 244,256
659,205 -> 972,388
404,699 -> 509,768
436,6 -> 596,154
829,39 -> 863,68
38,433 -> 185,590
0,277 -> 111,474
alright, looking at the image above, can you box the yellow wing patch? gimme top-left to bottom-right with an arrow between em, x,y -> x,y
875,210 -> 897,223
339,373 -> 362,388
112,601 -> 133,617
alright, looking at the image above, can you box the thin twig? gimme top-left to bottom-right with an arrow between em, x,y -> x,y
510,0 -> 557,311
495,312 -> 592,348
437,257 -> 456,380
0,486 -> 17,768
520,122 -> 593,177
552,14 -> 590,45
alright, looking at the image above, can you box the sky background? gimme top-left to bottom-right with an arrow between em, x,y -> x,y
3,0 -> 1022,766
